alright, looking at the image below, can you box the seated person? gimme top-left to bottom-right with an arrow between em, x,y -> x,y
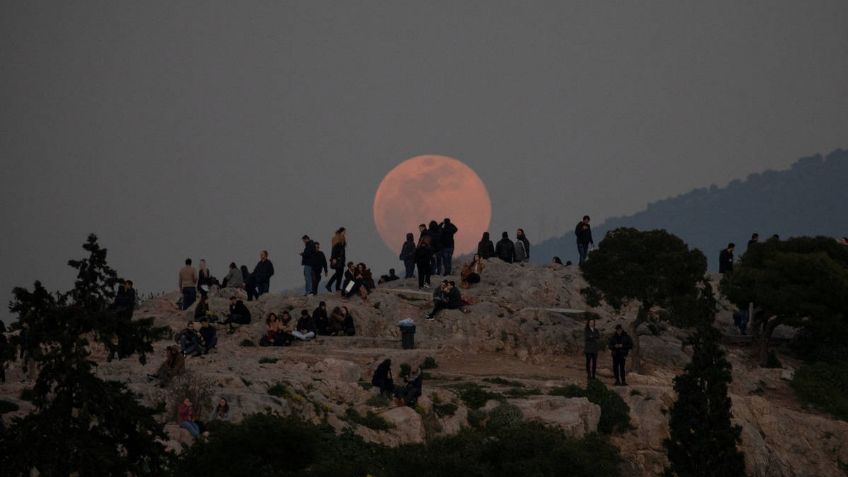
279,310 -> 295,336
551,256 -> 563,265
208,397 -> 231,424
329,306 -> 346,335
176,321 -> 203,357
198,318 -> 217,353
178,398 -> 205,439
360,264 -> 376,291
341,305 -> 356,336
394,367 -> 423,407
292,309 -> 316,341
378,268 -> 400,285
425,281 -> 466,320
313,302 -> 330,336
222,262 -> 244,289
341,262 -> 356,296
259,313 -> 293,347
460,255 -> 484,288
147,346 -> 185,387
194,295 -> 210,320
223,296 -> 251,331
371,359 -> 394,397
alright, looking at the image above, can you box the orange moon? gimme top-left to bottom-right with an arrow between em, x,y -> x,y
373,155 -> 492,255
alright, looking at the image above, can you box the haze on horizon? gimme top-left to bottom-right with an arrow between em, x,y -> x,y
1,1 -> 847,321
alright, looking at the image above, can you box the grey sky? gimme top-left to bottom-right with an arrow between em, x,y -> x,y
2,1 -> 847,320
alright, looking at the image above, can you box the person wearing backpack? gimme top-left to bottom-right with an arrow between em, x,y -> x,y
496,232 -> 516,263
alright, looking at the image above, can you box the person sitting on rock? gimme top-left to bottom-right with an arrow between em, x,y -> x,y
313,302 -> 330,335
341,305 -> 356,336
394,366 -> 423,407
371,359 -> 394,397
378,268 -> 400,284
193,295 -> 210,320
608,324 -> 634,386
426,280 -> 466,320
223,296 -> 251,332
147,346 -> 185,387
198,318 -> 217,353
460,254 -> 484,288
329,306 -> 346,335
279,310 -> 295,336
178,398 -> 206,439
292,309 -> 316,341
259,313 -> 292,346
360,263 -> 376,291
208,397 -> 231,424
176,321 -> 203,357
222,262 -> 244,289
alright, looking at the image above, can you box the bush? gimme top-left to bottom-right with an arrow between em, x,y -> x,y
164,372 -> 215,422
422,356 -> 438,369
366,394 -> 391,407
763,350 -> 782,369
345,408 -> 395,431
483,377 -> 524,387
487,403 -> 523,430
451,383 -> 503,410
19,388 -> 35,402
239,339 -> 256,347
504,387 -> 542,398
267,383 -> 289,398
0,399 -> 20,414
258,356 -> 278,364
791,361 -> 848,421
548,384 -> 585,398
433,402 -> 458,418
547,381 -> 630,434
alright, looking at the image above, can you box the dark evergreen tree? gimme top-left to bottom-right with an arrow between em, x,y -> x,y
719,236 -> 848,365
0,234 -> 170,476
665,325 -> 745,477
580,228 -> 715,371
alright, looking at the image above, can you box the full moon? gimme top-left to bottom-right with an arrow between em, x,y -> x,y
373,155 -> 492,255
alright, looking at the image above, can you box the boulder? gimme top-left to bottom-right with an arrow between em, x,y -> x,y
508,396 -> 600,438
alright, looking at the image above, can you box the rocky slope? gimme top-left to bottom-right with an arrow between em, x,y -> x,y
1,261 -> 846,477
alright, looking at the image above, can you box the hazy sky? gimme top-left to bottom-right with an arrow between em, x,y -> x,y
2,1 -> 847,320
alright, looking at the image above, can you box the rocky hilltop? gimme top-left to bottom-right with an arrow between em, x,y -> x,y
3,261 -> 846,477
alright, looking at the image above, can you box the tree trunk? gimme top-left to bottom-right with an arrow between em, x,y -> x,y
629,306 -> 649,373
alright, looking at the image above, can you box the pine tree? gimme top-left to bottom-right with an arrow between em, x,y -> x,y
0,234 -> 170,476
665,325 -> 745,477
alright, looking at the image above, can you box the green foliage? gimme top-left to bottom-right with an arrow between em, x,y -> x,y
366,394 -> 391,407
399,363 -> 411,378
451,383 -> 504,409
504,387 -> 543,398
345,408 -> 395,430
486,403 -> 523,430
0,235 -> 170,476
483,377 -> 524,387
422,356 -> 438,369
547,381 -> 630,434
791,361 -> 848,421
580,228 -> 712,322
432,401 -> 458,418
239,339 -> 256,347
0,399 -> 20,414
19,388 -> 35,402
267,383 -> 290,398
258,356 -> 278,364
665,326 -> 745,477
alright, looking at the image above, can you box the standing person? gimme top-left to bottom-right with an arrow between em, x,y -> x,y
440,218 -> 459,276
575,216 -> 594,265
223,262 -> 243,289
240,265 -> 256,301
584,319 -> 600,380
310,242 -> 328,295
252,250 -> 275,297
719,243 -> 735,274
428,221 -> 443,275
607,324 -> 633,386
326,227 -> 347,292
300,235 -> 316,296
514,231 -> 528,263
516,228 -> 530,261
179,258 -> 198,310
414,236 -> 433,289
399,233 -> 416,279
477,232 -> 495,259
747,233 -> 759,248
197,259 -> 212,298
496,232 -> 515,263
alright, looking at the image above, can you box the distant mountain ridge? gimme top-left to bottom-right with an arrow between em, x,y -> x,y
532,148 -> 848,271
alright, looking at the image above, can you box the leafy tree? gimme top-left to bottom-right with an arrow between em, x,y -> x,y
665,325 -> 745,477
720,236 -> 848,365
580,228 -> 714,371
0,234 -> 170,476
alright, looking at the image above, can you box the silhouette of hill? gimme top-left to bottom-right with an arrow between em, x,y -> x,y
532,149 -> 848,270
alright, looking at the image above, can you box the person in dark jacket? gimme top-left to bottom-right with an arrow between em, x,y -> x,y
516,228 -> 530,261
342,262 -> 357,297
310,242 -> 328,295
747,233 -> 759,248
495,232 -> 515,263
111,279 -> 136,319
395,367 -> 424,407
584,318 -> 601,380
313,301 -> 330,335
414,236 -> 433,289
240,265 -> 256,301
341,306 -> 356,336
293,309 -> 316,341
193,295 -> 209,320
326,227 -> 347,292
399,233 -> 417,279
252,250 -> 275,297
198,318 -> 217,353
426,281 -> 464,320
719,243 -> 735,274
427,221 -> 443,275
176,321 -> 202,357
223,296 -> 251,331
371,359 -> 394,397
575,216 -> 594,264
477,232 -> 495,259
607,324 -> 633,386
439,218 -> 459,276
300,236 -> 316,296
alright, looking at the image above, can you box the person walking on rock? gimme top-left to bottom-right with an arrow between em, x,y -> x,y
327,227 -> 347,292
584,318 -> 601,380
496,232 -> 515,263
477,232 -> 495,259
575,215 -> 594,265
719,243 -> 735,274
252,250 -> 274,297
608,324 -> 633,386
178,258 -> 198,310
300,235 -> 316,296
399,232 -> 416,279
439,218 -> 459,276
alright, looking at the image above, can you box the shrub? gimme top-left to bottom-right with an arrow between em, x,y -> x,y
547,381 -> 630,434
483,377 -> 524,387
0,399 -> 20,414
451,383 -> 503,410
399,363 -> 411,379
791,361 -> 848,421
763,350 -> 782,369
422,356 -> 438,369
258,357 -> 278,364
548,384 -> 585,398
165,372 -> 215,422
366,394 -> 390,407
433,402 -> 458,418
345,408 -> 395,431
239,339 -> 256,347
267,383 -> 289,398
504,387 -> 542,398
487,403 -> 523,430
19,388 -> 35,402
